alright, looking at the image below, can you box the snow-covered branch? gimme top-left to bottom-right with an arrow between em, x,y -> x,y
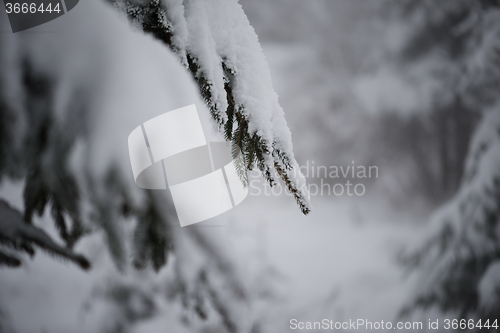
0,199 -> 90,269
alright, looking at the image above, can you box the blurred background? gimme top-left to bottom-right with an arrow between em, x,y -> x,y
1,0 -> 500,332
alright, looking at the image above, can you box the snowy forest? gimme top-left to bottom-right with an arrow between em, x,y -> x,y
1,0 -> 500,332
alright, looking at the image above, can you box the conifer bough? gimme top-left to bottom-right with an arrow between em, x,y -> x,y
109,0 -> 311,215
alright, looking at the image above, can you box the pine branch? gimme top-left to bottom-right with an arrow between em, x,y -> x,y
0,199 -> 90,270
109,0 -> 311,214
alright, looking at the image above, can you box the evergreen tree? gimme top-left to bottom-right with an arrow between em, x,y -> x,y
0,0 -> 309,331
384,0 -> 500,325
402,108 -> 500,327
